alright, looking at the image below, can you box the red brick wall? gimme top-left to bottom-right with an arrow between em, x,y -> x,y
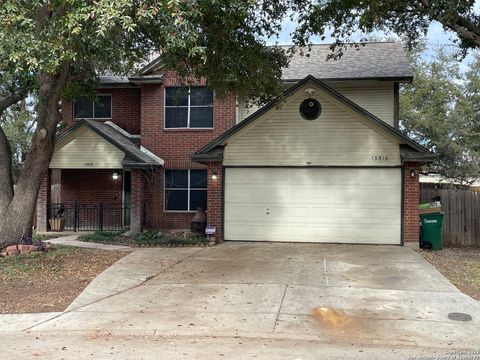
403,162 -> 420,242
58,71 -> 237,231
140,71 -> 236,229
206,162 -> 223,240
140,71 -> 236,167
60,169 -> 123,206
62,88 -> 141,134
142,170 -> 198,230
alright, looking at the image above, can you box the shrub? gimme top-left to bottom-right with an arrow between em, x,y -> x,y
78,231 -> 121,243
133,231 -> 209,246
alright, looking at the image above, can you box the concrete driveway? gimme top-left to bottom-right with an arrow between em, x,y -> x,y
4,242 -> 480,358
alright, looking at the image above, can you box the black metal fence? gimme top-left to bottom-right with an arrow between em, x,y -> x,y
48,202 -> 131,232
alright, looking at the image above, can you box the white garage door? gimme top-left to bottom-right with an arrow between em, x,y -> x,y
224,168 -> 402,244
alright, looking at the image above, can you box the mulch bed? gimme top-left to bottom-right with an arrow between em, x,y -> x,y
420,247 -> 480,301
0,246 -> 130,314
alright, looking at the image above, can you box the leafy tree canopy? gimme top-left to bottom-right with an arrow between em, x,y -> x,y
293,0 -> 480,56
0,0 -> 301,245
401,45 -> 480,184
0,0 -> 299,105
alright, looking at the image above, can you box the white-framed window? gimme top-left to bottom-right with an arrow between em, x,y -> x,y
164,87 -> 213,128
164,169 -> 207,211
73,95 -> 112,119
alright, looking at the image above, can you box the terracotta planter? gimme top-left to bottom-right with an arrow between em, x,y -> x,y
49,218 -> 65,232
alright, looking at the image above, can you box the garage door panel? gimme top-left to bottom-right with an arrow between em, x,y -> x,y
225,168 -> 401,244
289,206 -> 332,219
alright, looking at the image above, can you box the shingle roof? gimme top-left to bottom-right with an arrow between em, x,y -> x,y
99,42 -> 413,85
281,42 -> 413,81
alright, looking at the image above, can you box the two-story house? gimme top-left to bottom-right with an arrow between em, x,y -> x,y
36,42 -> 434,244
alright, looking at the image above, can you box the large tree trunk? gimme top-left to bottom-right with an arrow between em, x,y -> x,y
0,93 -> 25,221
0,68 -> 69,248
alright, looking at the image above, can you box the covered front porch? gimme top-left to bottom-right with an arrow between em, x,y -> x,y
46,169 -> 132,232
36,120 -> 162,233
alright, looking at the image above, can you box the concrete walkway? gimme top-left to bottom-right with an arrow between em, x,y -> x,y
45,234 -> 131,250
2,242 -> 479,358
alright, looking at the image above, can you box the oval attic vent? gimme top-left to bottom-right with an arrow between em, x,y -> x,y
299,98 -> 321,120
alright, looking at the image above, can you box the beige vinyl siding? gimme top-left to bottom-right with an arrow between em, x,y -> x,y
224,82 -> 401,167
50,126 -> 125,169
327,81 -> 395,126
237,81 -> 395,125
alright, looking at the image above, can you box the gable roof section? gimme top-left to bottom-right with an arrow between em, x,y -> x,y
192,75 -> 435,163
56,120 -> 163,168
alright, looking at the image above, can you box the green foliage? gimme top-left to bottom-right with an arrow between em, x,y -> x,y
292,1 -> 480,55
401,45 -> 480,183
78,230 -> 209,247
0,1 -> 298,106
0,99 -> 35,181
78,231 -> 122,243
31,230 -> 59,243
133,231 -> 209,246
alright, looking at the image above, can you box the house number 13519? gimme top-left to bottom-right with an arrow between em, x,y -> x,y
371,155 -> 388,161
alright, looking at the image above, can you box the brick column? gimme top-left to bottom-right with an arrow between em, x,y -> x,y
130,169 -> 143,234
403,162 -> 420,243
206,162 -> 223,241
36,173 -> 50,232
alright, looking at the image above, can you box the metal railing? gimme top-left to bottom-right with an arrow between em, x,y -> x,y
48,202 -> 131,232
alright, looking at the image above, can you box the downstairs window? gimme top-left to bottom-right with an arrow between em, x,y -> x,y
164,169 -> 207,211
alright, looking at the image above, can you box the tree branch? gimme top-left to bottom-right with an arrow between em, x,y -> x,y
0,92 -> 25,116
417,0 -> 480,47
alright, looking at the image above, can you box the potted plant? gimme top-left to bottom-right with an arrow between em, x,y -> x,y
49,204 -> 65,231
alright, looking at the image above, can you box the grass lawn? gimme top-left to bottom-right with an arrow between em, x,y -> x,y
78,231 -> 210,247
420,247 -> 480,301
0,246 -> 130,313
32,231 -> 63,242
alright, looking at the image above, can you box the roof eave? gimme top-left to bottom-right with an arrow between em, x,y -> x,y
137,58 -> 162,76
122,162 -> 163,170
128,75 -> 164,85
282,76 -> 414,83
401,153 -> 437,163
191,152 -> 223,163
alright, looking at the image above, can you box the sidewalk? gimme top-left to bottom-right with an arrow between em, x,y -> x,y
45,234 -> 131,251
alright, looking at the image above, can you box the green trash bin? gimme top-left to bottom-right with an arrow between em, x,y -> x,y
420,213 -> 444,250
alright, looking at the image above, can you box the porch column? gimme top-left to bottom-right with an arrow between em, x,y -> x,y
206,162 -> 223,241
130,169 -> 143,234
50,169 -> 61,204
36,172 -> 50,232
403,162 -> 420,243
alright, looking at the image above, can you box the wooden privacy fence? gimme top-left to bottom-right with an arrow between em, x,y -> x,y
420,184 -> 480,247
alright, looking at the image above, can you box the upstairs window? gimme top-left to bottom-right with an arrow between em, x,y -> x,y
165,87 -> 213,128
164,169 -> 207,211
74,95 -> 112,119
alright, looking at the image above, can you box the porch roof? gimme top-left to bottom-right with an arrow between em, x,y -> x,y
51,120 -> 163,169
